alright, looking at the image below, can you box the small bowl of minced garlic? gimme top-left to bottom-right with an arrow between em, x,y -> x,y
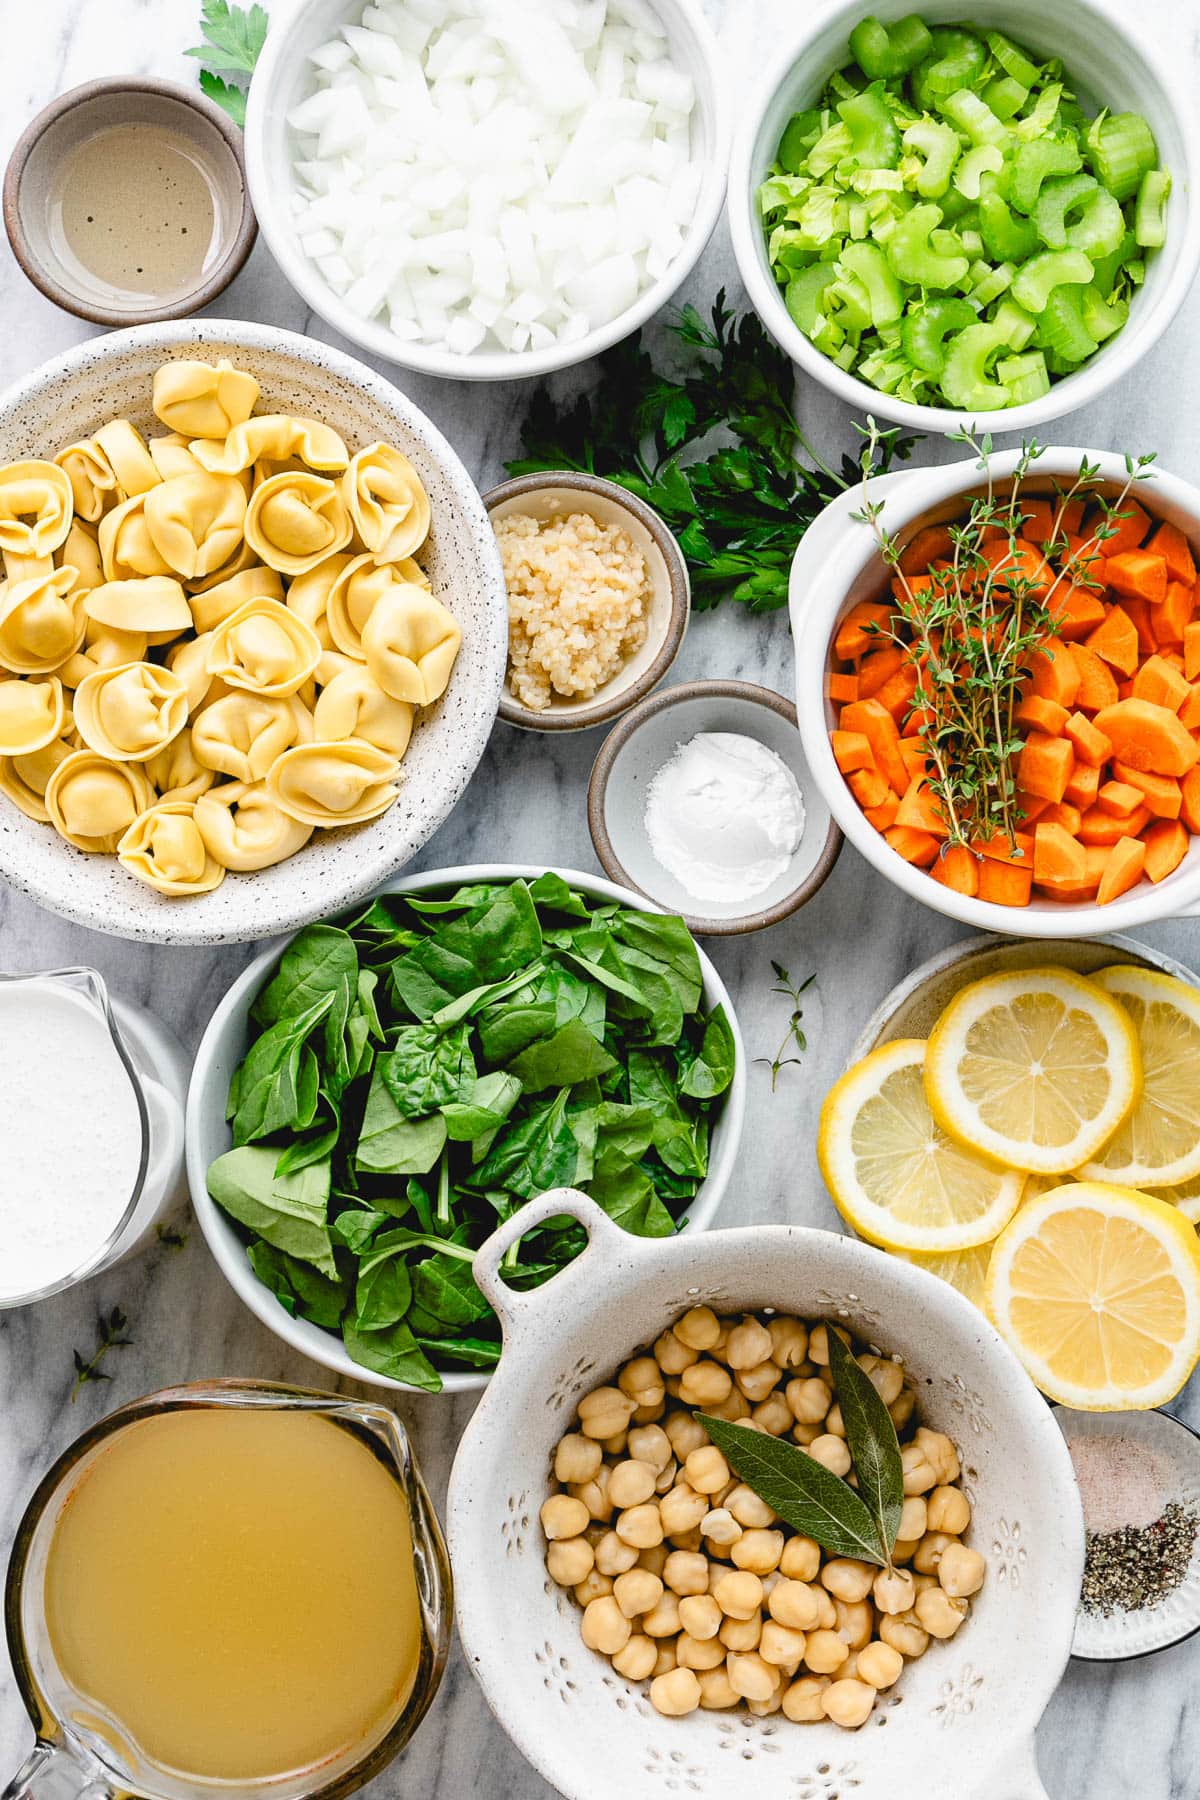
484,472 -> 689,731
588,679 -> 842,935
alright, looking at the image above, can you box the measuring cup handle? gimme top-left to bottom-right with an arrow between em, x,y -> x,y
972,1740 -> 1050,1800
2,1744 -> 114,1800
471,1188 -> 638,1340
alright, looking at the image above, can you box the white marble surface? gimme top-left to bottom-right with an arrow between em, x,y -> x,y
3,0 -> 1200,1794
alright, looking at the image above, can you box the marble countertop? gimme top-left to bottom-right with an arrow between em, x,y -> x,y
3,0 -> 1200,1793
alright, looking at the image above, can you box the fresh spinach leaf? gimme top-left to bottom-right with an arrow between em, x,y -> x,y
247,1243 -> 349,1327
441,1070 -> 523,1142
343,1319 -> 441,1391
476,1002 -> 557,1063
475,1089 -> 580,1197
229,993 -> 333,1145
356,1064 -> 448,1173
507,1019 -> 618,1092
354,1247 -> 413,1331
208,1147 -> 337,1277
382,1025 -> 476,1117
679,1006 -> 737,1099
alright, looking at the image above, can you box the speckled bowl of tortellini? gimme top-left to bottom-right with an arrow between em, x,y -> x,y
0,321 -> 507,942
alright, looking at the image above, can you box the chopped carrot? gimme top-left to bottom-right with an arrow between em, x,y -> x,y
1133,654 -> 1191,712
1097,780 -> 1144,818
1034,823 -> 1086,884
1143,819 -> 1189,883
898,524 -> 954,574
1037,801 -> 1083,836
900,740 -> 931,781
848,767 -> 891,810
1162,649 -> 1187,671
1064,762 -> 1101,810
1064,711 -> 1112,766
1058,496 -> 1086,537
864,795 -> 901,831
1120,597 -> 1159,658
1016,497 -> 1055,544
1064,534 -> 1106,591
1153,580 -> 1195,646
885,825 -> 940,867
1148,519 -> 1196,586
1085,605 -> 1140,676
1093,698 -> 1200,776
1015,694 -> 1069,736
1016,731 -> 1075,804
981,538 -> 1054,598
857,645 -> 907,698
828,672 -> 859,704
1014,789 -> 1053,824
895,779 -> 949,837
1069,644 -> 1121,711
835,602 -> 892,662
874,663 -> 920,722
930,844 -> 981,896
1097,499 -> 1151,557
1103,550 -> 1168,606
1097,835 -> 1147,905
1035,846 -> 1110,903
971,831 -> 1034,864
978,858 -> 1033,906
1183,768 -> 1200,835
1047,583 -> 1109,641
1079,804 -> 1152,846
1026,636 -> 1081,709
1111,764 -> 1182,819
902,705 -> 936,740
1179,685 -> 1200,731
840,698 -> 911,796
1185,622 -> 1200,682
832,730 -> 875,775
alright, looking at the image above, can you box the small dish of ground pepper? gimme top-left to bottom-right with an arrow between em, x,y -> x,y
1054,1406 -> 1200,1661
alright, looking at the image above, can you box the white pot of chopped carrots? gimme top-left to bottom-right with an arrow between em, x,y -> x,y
791,445 -> 1200,935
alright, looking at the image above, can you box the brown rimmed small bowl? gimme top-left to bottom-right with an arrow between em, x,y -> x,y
4,77 -> 257,326
484,471 -> 690,732
587,678 -> 842,935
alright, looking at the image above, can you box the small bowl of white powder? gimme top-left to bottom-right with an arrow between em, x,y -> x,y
588,679 -> 842,933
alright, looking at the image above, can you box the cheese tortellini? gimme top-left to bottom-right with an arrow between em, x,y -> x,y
0,358 -> 460,892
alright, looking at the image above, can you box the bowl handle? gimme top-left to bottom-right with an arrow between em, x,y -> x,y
472,1188 -> 636,1339
972,1740 -> 1049,1800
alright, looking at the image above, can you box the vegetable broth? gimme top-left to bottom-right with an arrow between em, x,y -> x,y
44,1408 -> 423,1781
52,124 -> 217,302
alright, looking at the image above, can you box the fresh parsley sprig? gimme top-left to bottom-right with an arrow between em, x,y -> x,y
508,292 -> 914,614
187,0 -> 269,128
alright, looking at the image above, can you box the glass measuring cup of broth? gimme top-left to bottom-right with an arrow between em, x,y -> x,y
0,968 -> 188,1307
2,1382 -> 452,1800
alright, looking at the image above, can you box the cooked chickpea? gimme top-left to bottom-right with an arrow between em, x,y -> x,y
607,1459 -> 657,1510
759,1620 -> 807,1670
642,1591 -> 683,1638
662,1549 -> 710,1596
698,1666 -> 740,1710
663,1412 -> 708,1460
857,1640 -> 904,1689
628,1424 -> 673,1474
679,1361 -> 733,1408
768,1317 -> 809,1369
674,1306 -> 721,1351
901,1442 -> 938,1495
705,1387 -> 751,1423
747,1688 -> 784,1718
613,1568 -> 664,1619
727,1651 -> 778,1703
866,1358 -> 905,1405
792,1420 -> 823,1447
824,1403 -> 846,1438
913,1531 -> 955,1575
726,1316 -> 774,1370
751,1394 -> 793,1436
547,1537 -> 595,1586
659,1483 -> 708,1535
938,1542 -> 986,1598
782,1676 -> 828,1722
678,1594 -> 722,1640
676,1632 -> 726,1671
602,1429 -> 629,1457
821,1678 -> 876,1729
575,1570 -> 613,1605
649,1666 -> 701,1717
779,1537 -> 821,1582
815,1588 -> 838,1630
833,1598 -> 873,1651
889,1388 -> 916,1430
898,1496 -> 928,1542
612,1634 -> 657,1681
804,1629 -> 849,1674
632,1399 -> 666,1426
808,1435 -> 852,1478
878,1612 -> 929,1658
732,1529 -> 785,1575
540,1494 -> 590,1541
873,1568 -> 916,1616
719,1611 -> 762,1651
554,1433 -> 602,1485
736,1359 -> 783,1402
820,1559 -> 875,1603
766,1579 -> 821,1633
915,1587 -> 969,1639
916,1426 -> 960,1486
654,1458 -> 679,1496
786,1376 -> 832,1425
726,1483 -> 776,1529
654,1330 -> 699,1375
712,1569 -> 763,1620
619,1357 -> 665,1406
570,1465 -> 612,1521
701,1506 -> 742,1549
615,1503 -> 664,1550
927,1485 -> 971,1535
669,1526 -> 704,1554
581,1595 -> 631,1655
684,1445 -> 730,1495
578,1387 -> 636,1440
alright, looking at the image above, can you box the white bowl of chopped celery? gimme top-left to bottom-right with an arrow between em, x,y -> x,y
728,0 -> 1200,431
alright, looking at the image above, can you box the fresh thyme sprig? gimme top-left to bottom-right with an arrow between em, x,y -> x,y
757,963 -> 816,1090
851,423 -> 1156,854
70,1306 -> 133,1403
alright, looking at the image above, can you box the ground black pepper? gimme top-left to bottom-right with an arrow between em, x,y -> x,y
1081,1502 -> 1200,1616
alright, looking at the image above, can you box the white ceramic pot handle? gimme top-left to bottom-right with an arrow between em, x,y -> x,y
972,1740 -> 1050,1800
472,1188 -> 635,1339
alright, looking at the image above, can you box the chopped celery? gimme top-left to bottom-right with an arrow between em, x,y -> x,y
1033,174 -> 1124,260
959,228 -> 984,257
1135,170 -> 1171,249
1085,111 -> 1158,204
992,298 -> 1038,349
982,76 -> 1029,123
938,88 -> 1008,149
941,321 -> 1013,408
970,261 -> 1014,307
848,14 -> 934,79
979,176 -> 1039,262
1035,286 -> 1099,363
837,85 -> 902,171
954,145 -> 1005,201
1011,249 -> 1093,312
777,110 -> 823,174
829,271 -> 876,333
996,351 -> 1051,403
985,29 -> 1041,90
886,204 -> 969,289
1090,230 -> 1136,297
902,297 -> 976,373
786,266 -> 839,336
840,240 -> 906,325
1080,285 -> 1129,343
1013,83 -> 1064,144
1009,139 -> 1082,214
900,119 -> 960,197
920,27 -> 988,97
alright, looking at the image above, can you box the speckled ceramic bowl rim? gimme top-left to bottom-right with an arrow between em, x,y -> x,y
587,678 -> 843,934
484,472 -> 690,732
3,77 -> 258,326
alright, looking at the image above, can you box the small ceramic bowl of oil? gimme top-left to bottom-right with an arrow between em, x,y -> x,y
4,77 -> 256,326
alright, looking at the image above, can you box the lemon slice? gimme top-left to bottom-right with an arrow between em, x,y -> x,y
818,1039 -> 1025,1252
894,1241 -> 995,1308
1076,967 -> 1200,1187
924,968 -> 1141,1175
986,1180 -> 1200,1409
1144,1174 -> 1200,1226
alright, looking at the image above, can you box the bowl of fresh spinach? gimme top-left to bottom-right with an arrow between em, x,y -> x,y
185,865 -> 746,1393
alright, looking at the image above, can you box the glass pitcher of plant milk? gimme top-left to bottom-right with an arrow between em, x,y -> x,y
0,968 -> 188,1306
2,1381 -> 452,1800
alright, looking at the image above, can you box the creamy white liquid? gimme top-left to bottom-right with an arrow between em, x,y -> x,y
0,980 -> 143,1300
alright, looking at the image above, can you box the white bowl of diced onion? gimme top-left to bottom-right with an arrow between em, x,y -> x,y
244,0 -> 730,381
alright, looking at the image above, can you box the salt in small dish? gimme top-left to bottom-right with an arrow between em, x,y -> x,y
1053,1405 -> 1200,1662
587,678 -> 841,935
484,472 -> 689,732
